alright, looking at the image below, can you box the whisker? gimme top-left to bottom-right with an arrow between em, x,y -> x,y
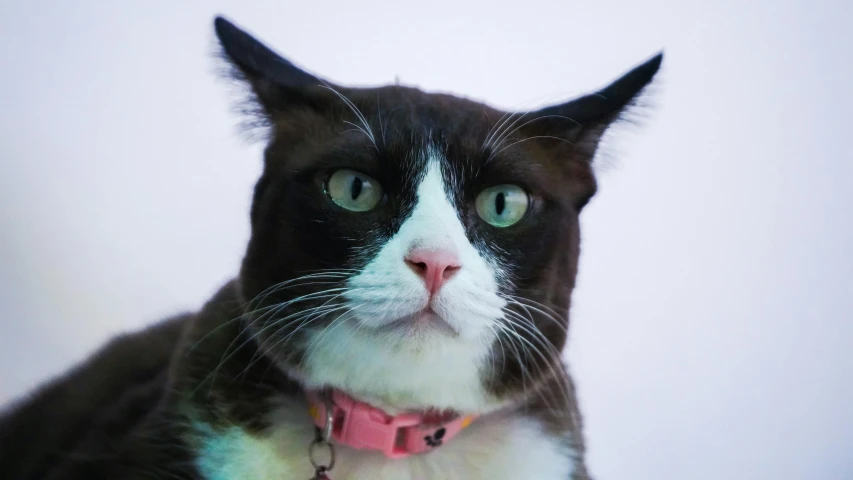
485,110 -> 530,152
500,294 -> 568,334
186,271 -> 355,354
485,323 -> 508,379
493,320 -> 534,401
192,288 -> 347,397
501,309 -> 573,413
482,109 -> 515,151
487,135 -> 577,163
301,305 -> 361,360
255,304 -> 350,383
242,303 -> 347,380
246,298 -> 346,363
319,84 -> 378,151
500,315 -> 566,414
489,114 -> 581,155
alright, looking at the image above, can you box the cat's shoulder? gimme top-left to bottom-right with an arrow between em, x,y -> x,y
0,313 -> 192,479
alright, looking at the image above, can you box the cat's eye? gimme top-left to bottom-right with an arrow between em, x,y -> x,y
475,184 -> 530,228
325,169 -> 384,212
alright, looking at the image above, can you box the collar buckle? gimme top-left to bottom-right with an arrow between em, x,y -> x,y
307,390 -> 475,459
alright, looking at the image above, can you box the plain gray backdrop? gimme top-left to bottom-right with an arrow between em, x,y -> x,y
1,1 -> 851,479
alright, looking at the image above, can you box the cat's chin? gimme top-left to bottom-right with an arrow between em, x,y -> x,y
376,309 -> 459,338
285,309 -> 504,415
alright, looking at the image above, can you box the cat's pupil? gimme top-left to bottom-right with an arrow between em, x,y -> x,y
495,192 -> 506,215
351,176 -> 363,200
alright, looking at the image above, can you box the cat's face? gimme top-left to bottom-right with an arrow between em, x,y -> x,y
216,17 -> 660,413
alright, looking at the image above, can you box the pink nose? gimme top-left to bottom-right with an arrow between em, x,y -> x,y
405,248 -> 461,296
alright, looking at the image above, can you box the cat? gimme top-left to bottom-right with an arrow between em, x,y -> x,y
0,15 -> 661,480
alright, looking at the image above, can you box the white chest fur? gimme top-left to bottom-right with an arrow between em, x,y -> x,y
194,402 -> 575,480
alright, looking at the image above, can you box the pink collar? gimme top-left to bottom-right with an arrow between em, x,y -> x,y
306,390 -> 476,459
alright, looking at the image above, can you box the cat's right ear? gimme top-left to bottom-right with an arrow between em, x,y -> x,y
214,16 -> 331,120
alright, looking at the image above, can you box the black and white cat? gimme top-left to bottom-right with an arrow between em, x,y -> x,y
0,16 -> 661,480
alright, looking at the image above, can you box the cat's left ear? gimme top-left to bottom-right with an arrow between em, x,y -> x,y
520,53 -> 663,159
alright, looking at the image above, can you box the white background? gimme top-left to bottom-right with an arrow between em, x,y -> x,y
1,1 -> 851,479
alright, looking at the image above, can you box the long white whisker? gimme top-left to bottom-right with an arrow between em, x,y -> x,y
194,288 -> 348,396
501,294 -> 568,334
319,84 -> 378,151
493,321 -> 534,403
302,305 -> 361,360
485,323 -> 508,379
243,302 -> 347,379
248,296 -> 347,359
486,110 -> 530,152
185,274 -> 353,354
489,114 -> 581,155
502,309 -> 573,413
500,314 -> 565,414
487,135 -> 577,163
482,110 -> 515,151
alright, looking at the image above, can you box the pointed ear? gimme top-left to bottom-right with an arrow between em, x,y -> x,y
214,16 -> 332,119
522,53 -> 663,158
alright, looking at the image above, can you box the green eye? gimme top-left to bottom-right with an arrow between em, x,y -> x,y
325,169 -> 383,212
475,184 -> 529,227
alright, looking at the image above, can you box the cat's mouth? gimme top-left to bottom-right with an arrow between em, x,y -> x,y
378,308 -> 459,337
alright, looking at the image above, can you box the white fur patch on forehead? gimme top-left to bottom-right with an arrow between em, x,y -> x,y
408,156 -> 467,251
299,145 -> 509,413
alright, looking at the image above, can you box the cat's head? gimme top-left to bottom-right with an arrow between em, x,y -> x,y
215,17 -> 661,414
